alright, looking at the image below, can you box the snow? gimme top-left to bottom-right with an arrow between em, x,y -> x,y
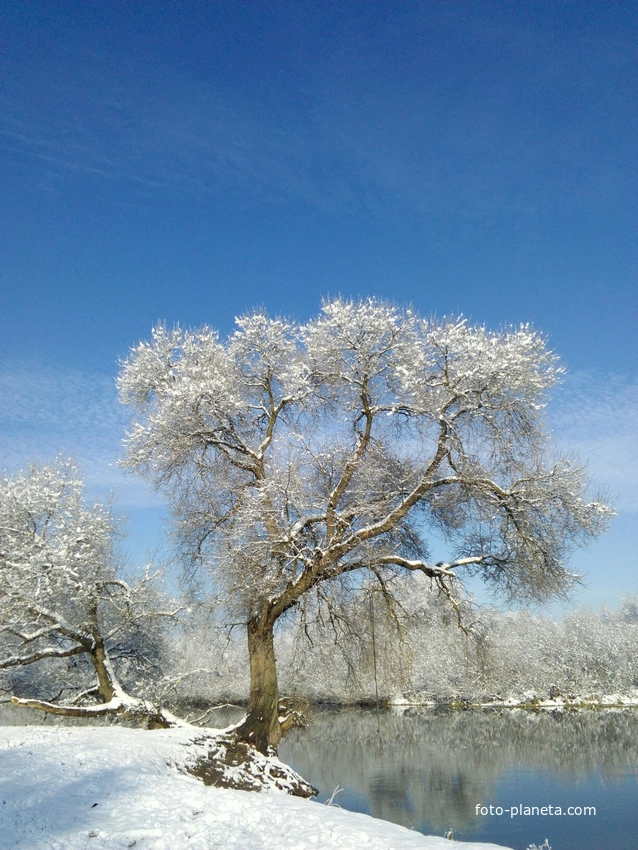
477,692 -> 638,709
0,725 -> 513,850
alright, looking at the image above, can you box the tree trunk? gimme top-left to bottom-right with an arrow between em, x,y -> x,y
90,639 -> 115,703
10,694 -> 182,728
236,615 -> 281,755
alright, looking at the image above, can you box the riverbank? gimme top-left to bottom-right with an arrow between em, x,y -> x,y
0,724 -> 513,850
389,690 -> 638,710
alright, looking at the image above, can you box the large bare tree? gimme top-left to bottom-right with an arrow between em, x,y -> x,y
118,298 -> 611,753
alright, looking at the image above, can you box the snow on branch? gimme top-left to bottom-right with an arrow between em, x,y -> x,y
117,298 -> 613,752
0,644 -> 86,670
0,458 -> 182,724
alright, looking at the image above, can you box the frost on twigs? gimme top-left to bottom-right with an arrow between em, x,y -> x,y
118,297 -> 613,753
183,730 -> 317,797
0,458 -> 181,727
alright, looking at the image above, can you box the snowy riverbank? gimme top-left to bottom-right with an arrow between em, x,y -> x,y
388,690 -> 638,710
0,724 -> 514,850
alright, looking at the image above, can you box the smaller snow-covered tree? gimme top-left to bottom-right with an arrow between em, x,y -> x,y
0,459 -> 179,726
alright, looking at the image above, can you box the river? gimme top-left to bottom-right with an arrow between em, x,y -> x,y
278,706 -> 638,850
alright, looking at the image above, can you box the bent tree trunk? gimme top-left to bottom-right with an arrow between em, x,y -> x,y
11,637 -> 181,729
236,615 -> 281,754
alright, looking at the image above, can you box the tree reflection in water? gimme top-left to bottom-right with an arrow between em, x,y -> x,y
279,707 -> 638,844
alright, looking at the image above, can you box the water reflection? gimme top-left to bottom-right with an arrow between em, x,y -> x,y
278,707 -> 638,848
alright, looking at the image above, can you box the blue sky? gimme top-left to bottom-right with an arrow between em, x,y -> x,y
1,0 -> 636,612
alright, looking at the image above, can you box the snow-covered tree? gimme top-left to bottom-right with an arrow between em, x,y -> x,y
0,458 -> 179,726
118,298 -> 612,752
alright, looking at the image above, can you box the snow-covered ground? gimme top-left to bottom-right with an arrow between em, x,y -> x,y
0,724 -> 513,850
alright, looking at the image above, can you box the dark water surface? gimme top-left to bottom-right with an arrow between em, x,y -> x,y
277,707 -> 638,850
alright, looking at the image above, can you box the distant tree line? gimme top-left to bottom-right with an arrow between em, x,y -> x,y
159,583 -> 638,708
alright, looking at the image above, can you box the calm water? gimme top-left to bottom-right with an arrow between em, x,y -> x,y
276,707 -> 637,850
3,704 -> 636,849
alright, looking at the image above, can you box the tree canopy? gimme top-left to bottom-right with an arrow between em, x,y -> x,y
0,458 -> 178,726
118,298 -> 611,752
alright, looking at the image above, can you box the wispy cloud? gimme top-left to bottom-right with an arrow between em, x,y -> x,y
2,10 -> 633,223
0,57 -> 354,214
2,360 -> 635,515
549,371 -> 638,513
0,360 -> 161,512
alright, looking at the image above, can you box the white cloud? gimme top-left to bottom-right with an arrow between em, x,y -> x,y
0,360 -> 162,512
549,371 -> 638,513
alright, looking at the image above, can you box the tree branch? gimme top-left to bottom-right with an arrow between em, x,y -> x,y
376,555 -> 485,577
326,375 -> 374,543
25,605 -> 88,644
0,643 -> 85,670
